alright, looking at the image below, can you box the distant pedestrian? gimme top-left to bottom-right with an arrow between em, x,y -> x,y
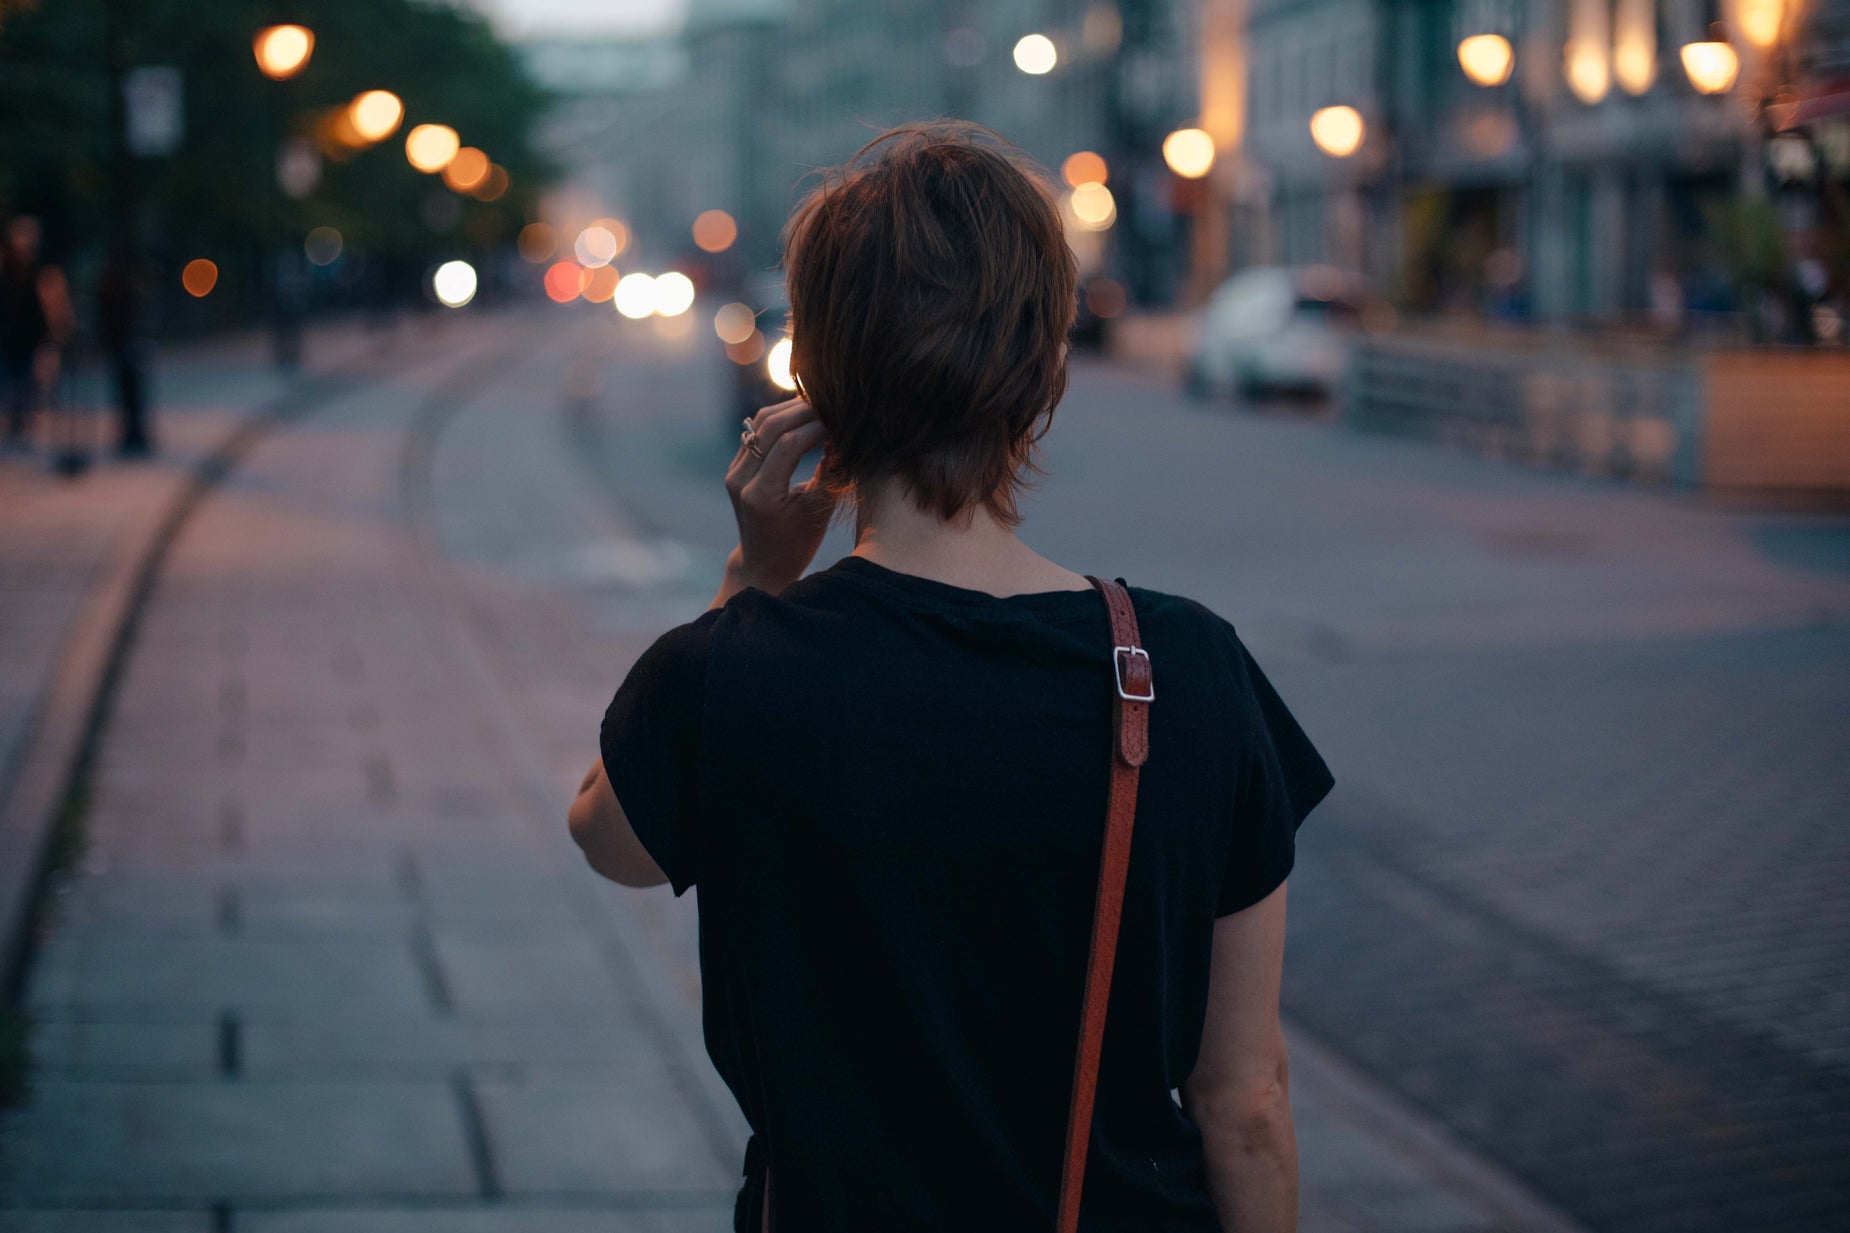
98,244 -> 154,456
1,215 -> 74,448
568,123 -> 1333,1233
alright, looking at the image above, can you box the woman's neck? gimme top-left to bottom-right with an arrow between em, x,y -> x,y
850,483 -> 1091,597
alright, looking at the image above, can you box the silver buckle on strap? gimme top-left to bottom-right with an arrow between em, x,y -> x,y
1113,646 -> 1154,703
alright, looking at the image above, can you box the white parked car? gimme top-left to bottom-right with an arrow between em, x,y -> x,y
1186,266 -> 1362,400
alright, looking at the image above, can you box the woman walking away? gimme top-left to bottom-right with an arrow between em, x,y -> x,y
569,122 -> 1334,1233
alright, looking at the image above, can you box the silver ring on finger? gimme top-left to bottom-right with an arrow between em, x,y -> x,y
740,425 -> 766,462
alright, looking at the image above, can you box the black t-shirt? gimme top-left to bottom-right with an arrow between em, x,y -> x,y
600,555 -> 1333,1231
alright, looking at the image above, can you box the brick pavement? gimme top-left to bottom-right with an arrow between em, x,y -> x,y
0,307 -> 1583,1230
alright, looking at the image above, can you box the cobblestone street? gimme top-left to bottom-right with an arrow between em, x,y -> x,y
1,307 -> 1846,1230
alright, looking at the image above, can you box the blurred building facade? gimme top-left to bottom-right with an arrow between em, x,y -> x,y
1232,0 -> 1850,334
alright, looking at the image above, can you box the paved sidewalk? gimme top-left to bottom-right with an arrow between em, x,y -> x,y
0,321 -> 413,999
0,307 -> 1587,1230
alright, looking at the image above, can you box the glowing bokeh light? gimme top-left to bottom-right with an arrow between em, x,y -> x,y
348,90 -> 403,142
1565,41 -> 1611,103
543,260 -> 586,303
253,25 -> 313,80
1086,277 -> 1127,320
766,337 -> 797,391
1162,128 -> 1215,178
692,210 -> 738,253
1013,34 -> 1057,75
472,165 -> 509,202
432,260 -> 477,308
576,226 -> 620,268
1738,0 -> 1784,47
1457,34 -> 1514,86
581,265 -> 620,303
517,223 -> 555,264
614,272 -> 657,319
1309,105 -> 1365,157
1068,182 -> 1116,230
1680,41 -> 1739,94
1061,151 -> 1108,189
726,331 -> 767,365
442,147 -> 490,192
181,259 -> 218,298
405,124 -> 460,173
304,226 -> 342,266
653,271 -> 695,317
713,302 -> 757,345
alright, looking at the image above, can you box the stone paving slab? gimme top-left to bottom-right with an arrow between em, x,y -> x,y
472,1071 -> 737,1195
0,1080 -> 478,1202
0,1214 -> 211,1233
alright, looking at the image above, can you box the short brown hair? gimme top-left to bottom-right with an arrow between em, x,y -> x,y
782,122 -> 1078,527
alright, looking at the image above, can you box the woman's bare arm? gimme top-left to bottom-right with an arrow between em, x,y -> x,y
567,761 -> 668,887
1180,881 -> 1297,1232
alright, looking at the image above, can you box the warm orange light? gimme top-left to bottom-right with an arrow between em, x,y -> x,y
442,147 -> 490,192
1737,0 -> 1784,48
1161,128 -> 1215,178
181,259 -> 218,297
692,209 -> 738,253
1613,0 -> 1657,96
1457,34 -> 1514,86
1068,182 -> 1116,230
594,218 -> 629,256
254,25 -> 313,80
405,124 -> 459,173
348,90 -> 403,142
1061,151 -> 1108,188
472,165 -> 509,202
1680,41 -> 1740,94
544,260 -> 586,303
581,264 -> 620,304
1309,106 -> 1365,157
726,330 -> 766,366
1566,41 -> 1611,102
517,223 -> 555,263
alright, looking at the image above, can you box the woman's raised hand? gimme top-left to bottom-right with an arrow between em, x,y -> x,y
718,398 -> 838,602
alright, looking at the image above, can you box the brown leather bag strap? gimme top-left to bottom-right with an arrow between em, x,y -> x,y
1058,576 -> 1151,1233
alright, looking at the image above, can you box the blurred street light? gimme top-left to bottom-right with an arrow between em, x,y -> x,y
1061,151 -> 1108,188
518,223 -> 556,263
181,259 -> 218,297
1737,0 -> 1786,48
654,272 -> 696,317
693,210 -> 738,253
1614,0 -> 1657,95
544,260 -> 586,303
1680,41 -> 1741,95
443,147 -> 491,193
1309,105 -> 1365,157
1161,128 -> 1215,179
575,225 -> 620,268
614,272 -> 657,318
472,165 -> 509,201
348,90 -> 403,143
253,25 -> 313,80
405,124 -> 460,173
714,302 -> 756,345
1013,34 -> 1057,75
304,227 -> 342,266
766,337 -> 797,391
582,266 -> 620,303
1068,182 -> 1116,230
432,260 -> 477,308
1457,34 -> 1514,87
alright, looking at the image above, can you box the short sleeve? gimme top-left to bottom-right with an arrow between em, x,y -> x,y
1216,631 -> 1335,916
599,609 -> 720,897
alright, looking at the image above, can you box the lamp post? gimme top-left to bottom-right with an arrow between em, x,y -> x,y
253,23 -> 314,368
